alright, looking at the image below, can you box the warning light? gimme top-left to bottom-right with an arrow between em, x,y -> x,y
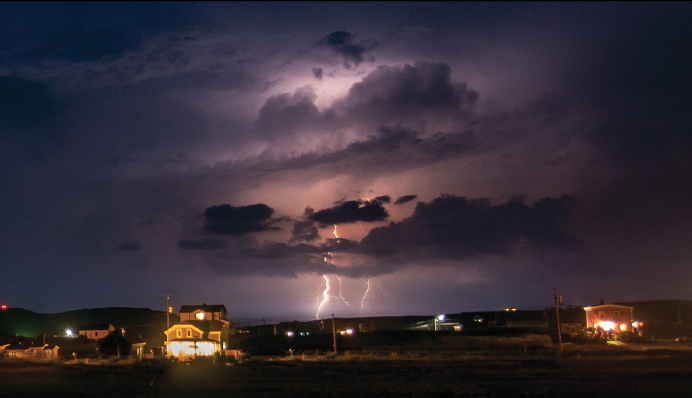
1,305 -> 6,310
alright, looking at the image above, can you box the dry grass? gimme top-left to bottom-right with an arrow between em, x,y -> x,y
2,338 -> 692,397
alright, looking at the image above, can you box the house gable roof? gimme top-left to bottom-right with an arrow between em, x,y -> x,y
179,304 -> 227,314
79,324 -> 112,331
585,304 -> 634,310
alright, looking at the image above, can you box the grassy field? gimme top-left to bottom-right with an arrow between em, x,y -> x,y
2,335 -> 692,397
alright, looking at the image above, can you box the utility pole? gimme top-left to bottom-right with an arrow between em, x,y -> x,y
274,320 -> 277,336
166,296 -> 170,329
553,288 -> 563,354
332,313 -> 337,355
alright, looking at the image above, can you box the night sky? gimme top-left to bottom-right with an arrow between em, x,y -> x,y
2,3 -> 692,325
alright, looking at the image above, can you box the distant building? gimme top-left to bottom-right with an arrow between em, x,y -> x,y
79,324 -> 115,340
164,304 -> 236,359
0,343 -> 59,360
584,304 -> 634,333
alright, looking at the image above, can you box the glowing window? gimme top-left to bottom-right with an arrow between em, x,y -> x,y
196,312 -> 205,320
619,323 -> 626,331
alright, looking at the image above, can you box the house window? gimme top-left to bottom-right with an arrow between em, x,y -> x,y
196,312 -> 205,320
95,332 -> 98,337
177,330 -> 181,338
598,311 -> 605,319
613,311 -> 619,319
187,329 -> 191,337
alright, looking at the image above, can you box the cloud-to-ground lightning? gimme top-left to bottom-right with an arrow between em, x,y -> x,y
316,274 -> 330,319
315,222 -> 353,319
336,276 -> 352,311
360,279 -> 372,314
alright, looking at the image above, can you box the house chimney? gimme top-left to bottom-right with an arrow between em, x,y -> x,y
600,300 -> 605,305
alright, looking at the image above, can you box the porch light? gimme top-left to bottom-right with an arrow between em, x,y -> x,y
597,321 -> 614,331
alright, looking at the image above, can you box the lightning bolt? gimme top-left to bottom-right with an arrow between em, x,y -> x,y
316,224 -> 353,318
360,279 -> 371,314
336,276 -> 353,311
314,276 -> 326,304
316,275 -> 330,319
372,281 -> 393,302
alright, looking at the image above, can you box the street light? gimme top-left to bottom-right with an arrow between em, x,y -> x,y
435,314 -> 446,331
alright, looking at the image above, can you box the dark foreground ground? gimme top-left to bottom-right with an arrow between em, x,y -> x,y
2,338 -> 692,398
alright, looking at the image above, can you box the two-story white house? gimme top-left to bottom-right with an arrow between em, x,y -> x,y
164,304 -> 235,358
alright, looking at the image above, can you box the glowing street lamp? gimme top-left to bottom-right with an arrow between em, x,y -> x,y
434,314 -> 446,331
66,329 -> 73,337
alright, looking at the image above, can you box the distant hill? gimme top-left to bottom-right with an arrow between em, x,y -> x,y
0,307 -> 178,337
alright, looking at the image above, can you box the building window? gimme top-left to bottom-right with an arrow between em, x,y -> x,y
196,312 -> 205,320
95,332 -> 98,337
598,311 -> 605,319
177,330 -> 181,338
187,329 -> 191,337
613,311 -> 619,319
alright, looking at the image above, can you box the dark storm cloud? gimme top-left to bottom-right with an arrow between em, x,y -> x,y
118,241 -> 142,251
196,194 -> 578,278
259,126 -> 476,178
203,204 -> 278,236
309,200 -> 389,225
372,195 -> 391,204
319,31 -> 377,68
178,239 -> 230,250
337,62 -> 478,124
312,67 -> 323,80
253,88 -> 321,139
201,240 -> 340,278
249,62 -> 480,149
394,195 -> 417,205
289,207 -> 321,244
359,195 -> 577,259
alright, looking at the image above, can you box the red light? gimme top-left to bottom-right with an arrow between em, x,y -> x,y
1,305 -> 6,310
